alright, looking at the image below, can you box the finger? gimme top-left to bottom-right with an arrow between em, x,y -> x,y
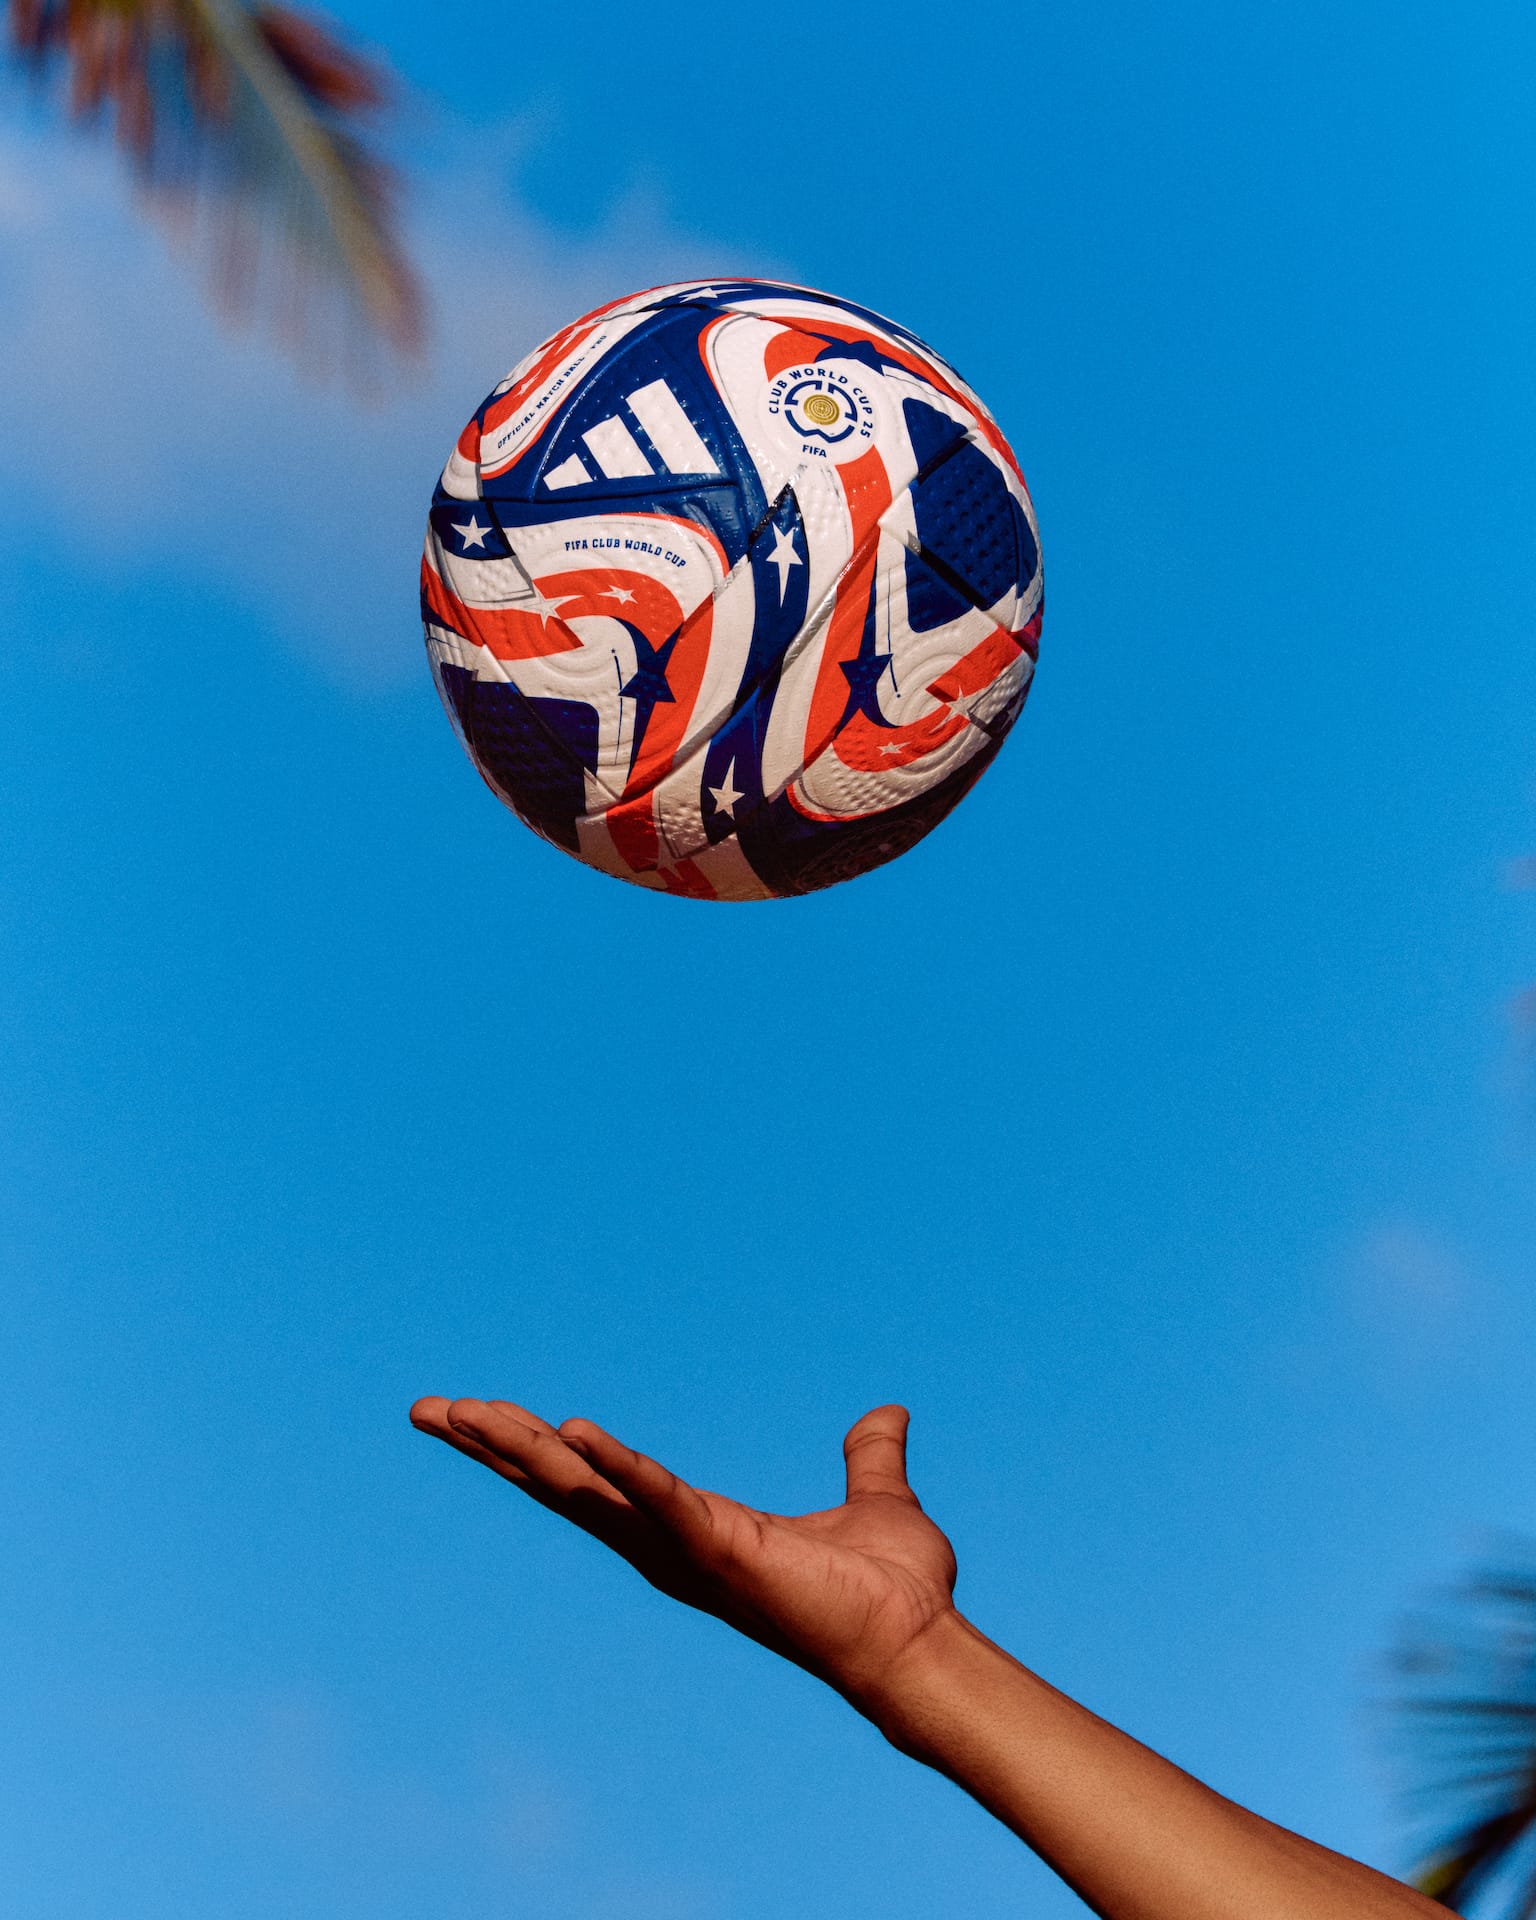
411,1396 -> 536,1490
445,1399 -> 621,1506
559,1418 -> 718,1552
474,1397 -> 576,1473
486,1398 -> 562,1436
843,1404 -> 919,1505
415,1397 -> 648,1557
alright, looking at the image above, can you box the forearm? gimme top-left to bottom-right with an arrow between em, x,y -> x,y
856,1613 -> 1440,1920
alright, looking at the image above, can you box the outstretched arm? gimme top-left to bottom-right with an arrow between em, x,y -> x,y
410,1397 -> 1436,1920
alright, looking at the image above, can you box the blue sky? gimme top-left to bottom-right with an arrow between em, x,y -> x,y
3,2 -> 1535,1915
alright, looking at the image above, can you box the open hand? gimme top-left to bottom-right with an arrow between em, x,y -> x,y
412,1397 -> 1450,1920
409,1397 -> 959,1703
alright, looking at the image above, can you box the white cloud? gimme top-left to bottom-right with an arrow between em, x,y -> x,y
1357,1221 -> 1463,1307
1347,1220 -> 1468,1334
0,111 -> 767,688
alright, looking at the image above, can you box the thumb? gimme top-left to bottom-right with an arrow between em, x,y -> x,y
842,1404 -> 918,1505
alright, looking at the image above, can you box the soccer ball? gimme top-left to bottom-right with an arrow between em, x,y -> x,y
422,279 -> 1042,900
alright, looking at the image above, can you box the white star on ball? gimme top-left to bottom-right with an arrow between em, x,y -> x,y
524,586 -> 572,622
708,758 -> 745,817
766,526 -> 802,603
944,684 -> 993,723
454,516 -> 491,551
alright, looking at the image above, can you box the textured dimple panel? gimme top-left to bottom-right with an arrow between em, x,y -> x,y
441,667 -> 596,853
903,548 -> 974,631
909,438 -> 1036,613
902,395 -> 970,473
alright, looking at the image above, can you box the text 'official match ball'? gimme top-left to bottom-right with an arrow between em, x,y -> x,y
422,279 -> 1042,900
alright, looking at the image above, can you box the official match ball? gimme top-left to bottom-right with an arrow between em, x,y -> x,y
421,278 -> 1042,900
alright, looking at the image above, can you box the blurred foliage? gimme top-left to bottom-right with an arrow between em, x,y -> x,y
1391,1548 -> 1536,1917
5,0 -> 422,371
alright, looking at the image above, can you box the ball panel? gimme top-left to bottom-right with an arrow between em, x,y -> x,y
433,664 -> 596,854
907,435 -> 1038,617
505,307 -> 766,525
743,730 -> 1011,896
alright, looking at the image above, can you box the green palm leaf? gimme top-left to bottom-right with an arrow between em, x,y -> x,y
6,0 -> 422,367
1391,1552 -> 1536,1916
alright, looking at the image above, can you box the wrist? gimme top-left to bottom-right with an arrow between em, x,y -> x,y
847,1609 -> 1016,1759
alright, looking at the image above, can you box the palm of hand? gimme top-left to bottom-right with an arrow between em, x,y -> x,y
410,1397 -> 958,1701
656,1470 -> 958,1693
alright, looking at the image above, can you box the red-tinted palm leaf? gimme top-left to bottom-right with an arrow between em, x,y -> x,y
5,0 -> 422,367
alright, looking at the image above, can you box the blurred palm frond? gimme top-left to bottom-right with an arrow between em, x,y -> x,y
1390,1550 -> 1536,1917
5,0 -> 422,366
